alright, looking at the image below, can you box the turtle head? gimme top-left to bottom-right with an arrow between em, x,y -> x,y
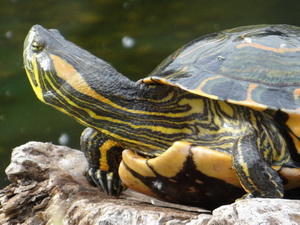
23,25 -> 143,131
23,24 -> 58,103
23,25 -> 121,113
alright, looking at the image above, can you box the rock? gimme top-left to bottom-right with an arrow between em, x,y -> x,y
210,198 -> 300,225
0,142 -> 207,225
0,142 -> 299,225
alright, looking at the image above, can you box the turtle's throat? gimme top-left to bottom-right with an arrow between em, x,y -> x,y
50,64 -> 174,137
43,50 -> 181,150
70,72 -> 181,149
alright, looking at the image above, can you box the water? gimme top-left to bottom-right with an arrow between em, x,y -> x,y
1,0 -> 300,188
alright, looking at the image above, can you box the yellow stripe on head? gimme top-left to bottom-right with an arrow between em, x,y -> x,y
25,55 -> 45,102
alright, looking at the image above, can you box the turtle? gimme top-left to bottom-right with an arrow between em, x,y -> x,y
23,24 -> 300,209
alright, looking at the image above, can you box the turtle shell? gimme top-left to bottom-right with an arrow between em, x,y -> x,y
142,24 -> 300,152
144,24 -> 300,111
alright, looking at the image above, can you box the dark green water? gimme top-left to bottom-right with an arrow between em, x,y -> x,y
1,0 -> 300,188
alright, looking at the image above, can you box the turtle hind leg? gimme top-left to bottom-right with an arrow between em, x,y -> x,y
81,127 -> 125,196
233,134 -> 284,198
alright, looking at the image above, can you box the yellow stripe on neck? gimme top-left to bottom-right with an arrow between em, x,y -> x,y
50,54 -> 197,118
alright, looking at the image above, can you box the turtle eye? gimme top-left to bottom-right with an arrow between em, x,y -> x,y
31,39 -> 44,53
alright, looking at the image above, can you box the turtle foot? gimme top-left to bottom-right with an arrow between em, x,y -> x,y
85,168 -> 126,196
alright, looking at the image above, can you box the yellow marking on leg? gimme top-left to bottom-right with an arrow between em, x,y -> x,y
191,146 -> 241,187
235,137 -> 258,194
119,159 -> 157,198
121,149 -> 155,177
99,140 -> 121,171
147,141 -> 190,178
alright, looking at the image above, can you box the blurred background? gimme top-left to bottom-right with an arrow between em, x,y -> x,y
1,0 -> 300,188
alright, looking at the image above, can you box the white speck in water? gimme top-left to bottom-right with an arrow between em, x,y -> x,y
5,90 -> 11,97
58,133 -> 70,146
123,2 -> 130,9
5,31 -> 13,39
122,36 -> 135,48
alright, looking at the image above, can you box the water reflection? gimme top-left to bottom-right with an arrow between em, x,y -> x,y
122,36 -> 135,48
58,133 -> 71,146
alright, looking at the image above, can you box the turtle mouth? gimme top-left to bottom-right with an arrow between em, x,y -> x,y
23,25 -> 47,102
23,27 -> 35,76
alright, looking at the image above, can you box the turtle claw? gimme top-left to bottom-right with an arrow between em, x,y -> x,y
85,168 -> 125,196
106,172 -> 113,196
86,168 -> 107,194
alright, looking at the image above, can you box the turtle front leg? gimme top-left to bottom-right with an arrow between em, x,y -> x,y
233,134 -> 284,198
80,127 -> 126,196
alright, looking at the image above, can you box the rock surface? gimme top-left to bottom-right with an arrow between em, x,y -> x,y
0,142 -> 299,225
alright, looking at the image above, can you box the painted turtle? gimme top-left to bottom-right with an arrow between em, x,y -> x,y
23,24 -> 300,209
